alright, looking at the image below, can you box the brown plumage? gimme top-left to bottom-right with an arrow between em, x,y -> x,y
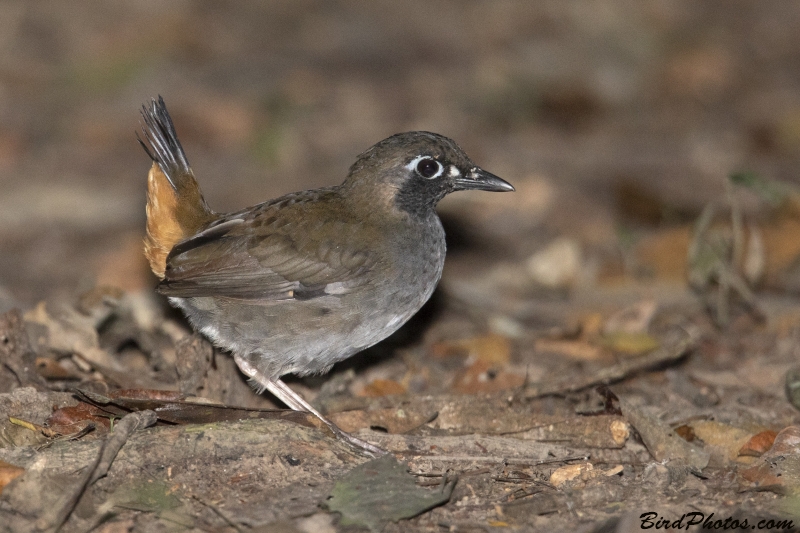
140,97 -> 215,278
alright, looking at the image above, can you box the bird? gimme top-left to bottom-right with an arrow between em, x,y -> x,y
139,96 -> 514,455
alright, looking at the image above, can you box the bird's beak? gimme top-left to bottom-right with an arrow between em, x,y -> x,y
454,167 -> 515,192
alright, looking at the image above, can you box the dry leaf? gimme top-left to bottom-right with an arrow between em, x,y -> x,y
526,237 -> 582,289
648,192 -> 800,291
550,463 -> 593,487
674,425 -> 696,442
739,426 -> 800,491
326,455 -> 455,532
34,357 -> 78,379
600,332 -> 660,355
360,379 -> 407,398
690,420 -> 757,464
739,430 -> 779,457
47,401 -> 112,434
634,226 -> 692,281
535,338 -> 605,361
0,461 -> 25,493
451,359 -> 525,394
431,333 -> 512,364
762,214 -> 800,287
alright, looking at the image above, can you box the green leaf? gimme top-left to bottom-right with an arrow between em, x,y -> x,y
729,171 -> 785,205
325,455 -> 455,532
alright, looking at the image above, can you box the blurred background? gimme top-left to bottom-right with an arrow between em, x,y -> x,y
1,0 -> 799,308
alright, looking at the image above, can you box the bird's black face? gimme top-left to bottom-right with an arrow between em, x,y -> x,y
345,131 -> 514,219
404,152 -> 514,193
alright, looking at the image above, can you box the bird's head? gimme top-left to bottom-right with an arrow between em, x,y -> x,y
343,131 -> 514,218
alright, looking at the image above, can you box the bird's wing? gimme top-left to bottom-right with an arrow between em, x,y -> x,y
156,194 -> 376,301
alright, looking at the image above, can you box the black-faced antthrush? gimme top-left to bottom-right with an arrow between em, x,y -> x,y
139,96 -> 514,455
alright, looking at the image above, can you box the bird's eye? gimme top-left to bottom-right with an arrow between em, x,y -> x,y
415,157 -> 443,179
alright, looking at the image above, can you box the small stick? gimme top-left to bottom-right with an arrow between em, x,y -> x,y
37,410 -> 157,533
521,328 -> 697,400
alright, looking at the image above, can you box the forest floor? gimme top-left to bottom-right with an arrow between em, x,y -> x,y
1,2 -> 800,532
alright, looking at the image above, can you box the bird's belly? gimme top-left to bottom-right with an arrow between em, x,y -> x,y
170,246 -> 443,378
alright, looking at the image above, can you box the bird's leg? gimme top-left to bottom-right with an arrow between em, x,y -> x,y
234,355 -> 387,457
266,378 -> 388,456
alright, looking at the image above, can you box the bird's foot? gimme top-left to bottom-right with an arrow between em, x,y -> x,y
236,360 -> 387,457
325,422 -> 387,457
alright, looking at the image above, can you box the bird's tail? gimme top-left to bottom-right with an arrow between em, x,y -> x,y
138,96 -> 215,279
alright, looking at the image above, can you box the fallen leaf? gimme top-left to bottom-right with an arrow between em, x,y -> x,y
47,388 -> 317,435
739,430 -> 779,457
600,332 -> 660,355
451,359 -> 525,394
34,357 -> 79,379
634,226 -> 692,281
739,426 -> 800,492
736,359 -> 795,395
111,479 -> 183,513
534,338 -> 605,361
525,237 -> 582,289
360,379 -> 407,397
46,401 -> 112,434
762,213 -> 800,287
689,420 -> 753,464
550,463 -> 593,487
674,425 -> 696,442
0,461 -> 24,493
326,455 -> 455,532
431,333 -> 512,364
690,369 -> 744,389
771,311 -> 800,338
8,416 -> 60,438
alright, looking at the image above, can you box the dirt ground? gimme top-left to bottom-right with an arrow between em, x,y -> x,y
1,2 -> 800,532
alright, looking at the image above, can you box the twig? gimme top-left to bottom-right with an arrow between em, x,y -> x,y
521,328 -> 697,400
8,416 -> 59,438
36,410 -> 157,533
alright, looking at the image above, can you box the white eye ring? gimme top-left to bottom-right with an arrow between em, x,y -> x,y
406,155 -> 444,179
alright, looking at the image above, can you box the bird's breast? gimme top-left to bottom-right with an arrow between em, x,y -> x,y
381,213 -> 446,307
